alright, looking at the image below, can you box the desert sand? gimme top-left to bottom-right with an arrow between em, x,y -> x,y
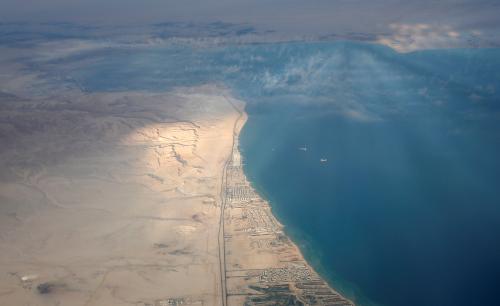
0,64 -> 353,305
0,84 -> 243,305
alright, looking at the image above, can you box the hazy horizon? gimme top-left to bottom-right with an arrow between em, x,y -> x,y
2,1 -> 500,37
1,2 -> 500,306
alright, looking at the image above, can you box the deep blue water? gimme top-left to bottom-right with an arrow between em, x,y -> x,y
43,41 -> 500,306
240,102 -> 500,306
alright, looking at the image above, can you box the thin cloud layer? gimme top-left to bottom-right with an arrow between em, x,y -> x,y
1,0 -> 499,49
377,23 -> 484,52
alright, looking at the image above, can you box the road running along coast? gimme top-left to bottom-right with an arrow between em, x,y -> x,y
217,97 -> 354,306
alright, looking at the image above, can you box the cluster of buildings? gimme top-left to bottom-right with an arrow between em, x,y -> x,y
222,144 -> 353,306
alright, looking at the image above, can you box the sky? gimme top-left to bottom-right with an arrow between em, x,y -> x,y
1,0 -> 500,37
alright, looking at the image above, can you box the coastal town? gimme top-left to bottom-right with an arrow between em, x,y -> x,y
220,110 -> 354,306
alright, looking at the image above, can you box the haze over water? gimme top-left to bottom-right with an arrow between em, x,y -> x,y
46,41 -> 500,306
238,44 -> 500,306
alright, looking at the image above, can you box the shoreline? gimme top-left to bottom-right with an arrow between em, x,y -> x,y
0,86 -> 246,306
218,94 -> 247,306
221,99 -> 354,306
239,168 -> 369,306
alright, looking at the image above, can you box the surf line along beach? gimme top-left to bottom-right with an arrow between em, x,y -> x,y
218,96 -> 354,306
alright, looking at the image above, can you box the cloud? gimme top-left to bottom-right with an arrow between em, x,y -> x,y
341,108 -> 382,123
260,53 -> 331,90
1,0 -> 499,47
468,93 -> 483,103
376,23 -> 483,52
34,40 -> 114,61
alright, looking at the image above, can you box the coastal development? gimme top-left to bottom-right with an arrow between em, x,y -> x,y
2,12 -> 500,305
219,103 -> 353,306
0,77 -> 352,305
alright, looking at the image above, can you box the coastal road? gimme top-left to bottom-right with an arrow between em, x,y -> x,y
217,95 -> 244,306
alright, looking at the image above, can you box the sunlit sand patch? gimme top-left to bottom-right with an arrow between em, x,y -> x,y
175,225 -> 199,236
0,83 -> 242,305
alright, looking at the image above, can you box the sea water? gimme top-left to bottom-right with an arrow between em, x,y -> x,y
237,44 -> 500,306
47,41 -> 500,306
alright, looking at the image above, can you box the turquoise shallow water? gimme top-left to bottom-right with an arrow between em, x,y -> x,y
44,41 -> 500,306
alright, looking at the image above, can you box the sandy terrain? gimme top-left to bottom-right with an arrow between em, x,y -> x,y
0,80 -> 354,305
0,84 -> 243,306
0,37 -> 354,304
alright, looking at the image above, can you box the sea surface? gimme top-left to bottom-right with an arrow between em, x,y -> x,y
42,41 -> 500,306
237,45 -> 500,306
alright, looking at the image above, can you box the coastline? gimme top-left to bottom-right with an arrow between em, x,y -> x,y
221,100 -> 354,306
0,86 -> 244,306
239,170 -> 368,306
